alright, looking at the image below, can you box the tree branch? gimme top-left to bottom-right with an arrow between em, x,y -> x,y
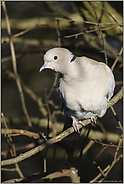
2,1 -> 32,127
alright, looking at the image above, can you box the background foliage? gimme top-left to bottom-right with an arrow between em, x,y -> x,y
1,1 -> 123,183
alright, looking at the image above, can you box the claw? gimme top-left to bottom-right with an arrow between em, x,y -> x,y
72,116 -> 85,133
90,117 -> 97,125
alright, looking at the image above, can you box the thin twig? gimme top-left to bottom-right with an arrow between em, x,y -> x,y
95,2 -> 121,25
56,3 -> 61,48
44,89 -> 51,138
93,139 -> 123,148
95,145 -> 108,159
1,168 -> 17,172
110,106 -> 123,132
98,134 -> 123,182
115,81 -> 123,85
1,128 -> 40,139
98,154 -> 123,182
55,17 -> 122,25
1,113 -> 24,178
114,134 -> 123,161
111,46 -> 123,72
6,70 -> 48,117
107,87 -> 123,109
2,1 -> 32,127
90,165 -> 110,183
46,10 -> 61,98
91,152 -> 123,182
42,167 -> 80,183
1,23 -> 49,44
65,23 -> 121,39
47,73 -> 59,98
90,1 -> 108,65
97,166 -> 106,177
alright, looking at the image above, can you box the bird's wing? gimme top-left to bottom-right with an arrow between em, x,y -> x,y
59,57 -> 115,116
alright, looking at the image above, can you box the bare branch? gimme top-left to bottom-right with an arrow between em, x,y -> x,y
55,17 -> 121,26
90,1 -> 108,65
1,123 -> 121,167
42,167 -> 80,183
6,70 -> 48,117
1,128 -> 40,139
2,1 -> 32,127
107,87 -> 123,109
111,46 -> 123,72
65,23 -> 121,39
95,2 -> 121,25
110,106 -> 123,132
1,113 -> 24,178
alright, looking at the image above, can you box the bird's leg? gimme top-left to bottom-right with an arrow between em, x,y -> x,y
72,116 -> 85,133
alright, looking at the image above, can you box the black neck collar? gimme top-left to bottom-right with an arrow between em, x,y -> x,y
70,55 -> 76,63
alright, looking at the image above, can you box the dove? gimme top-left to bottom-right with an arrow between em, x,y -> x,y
39,47 -> 115,133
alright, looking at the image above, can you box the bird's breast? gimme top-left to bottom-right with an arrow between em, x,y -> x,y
59,77 -> 108,119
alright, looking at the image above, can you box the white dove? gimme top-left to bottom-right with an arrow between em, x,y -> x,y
40,48 -> 115,133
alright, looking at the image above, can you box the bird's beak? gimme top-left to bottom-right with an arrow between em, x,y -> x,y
39,62 -> 47,72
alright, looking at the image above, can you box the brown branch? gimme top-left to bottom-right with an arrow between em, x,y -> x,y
1,21 -> 57,45
46,73 -> 59,99
1,24 -> 43,44
65,23 -> 121,39
1,127 -> 74,167
90,153 -> 123,183
110,106 -> 123,132
96,134 -> 123,182
56,3 -> 61,48
90,165 -> 110,183
2,1 -> 32,127
42,167 -> 80,183
1,117 -> 64,133
46,12 -> 61,99
1,124 -> 121,167
55,17 -> 121,25
1,85 -> 123,167
98,154 -> 123,182
1,113 -> 24,178
114,134 -> 123,161
97,166 -> 106,177
95,145 -> 108,159
90,1 -> 108,65
107,87 -> 123,109
95,2 -> 120,25
1,168 -> 17,172
111,46 -> 123,72
1,128 -> 40,139
2,178 -> 22,183
6,70 -> 48,117
115,81 -> 123,85
94,140 -> 123,148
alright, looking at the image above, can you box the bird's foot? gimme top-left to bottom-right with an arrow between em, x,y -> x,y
72,116 -> 85,133
90,117 -> 97,126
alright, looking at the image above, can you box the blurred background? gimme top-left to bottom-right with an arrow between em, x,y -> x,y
1,1 -> 123,183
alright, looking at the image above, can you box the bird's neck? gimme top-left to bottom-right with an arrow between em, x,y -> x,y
63,58 -> 86,81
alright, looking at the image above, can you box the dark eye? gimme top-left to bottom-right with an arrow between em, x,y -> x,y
54,56 -> 58,60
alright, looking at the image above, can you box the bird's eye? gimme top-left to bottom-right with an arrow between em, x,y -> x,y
54,56 -> 58,60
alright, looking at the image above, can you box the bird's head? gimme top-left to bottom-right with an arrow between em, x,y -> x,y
39,47 -> 75,74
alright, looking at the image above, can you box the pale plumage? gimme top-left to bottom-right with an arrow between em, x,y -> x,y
40,48 -> 115,133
